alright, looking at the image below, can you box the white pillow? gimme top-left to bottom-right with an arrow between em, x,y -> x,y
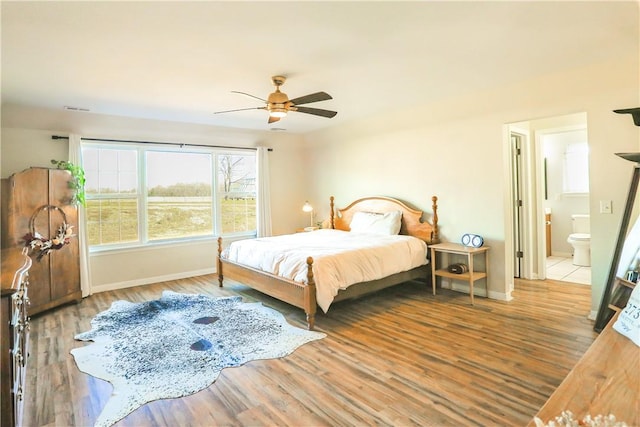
349,210 -> 402,235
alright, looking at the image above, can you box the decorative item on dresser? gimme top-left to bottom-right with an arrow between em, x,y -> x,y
1,247 -> 33,427
1,167 -> 81,315
218,195 -> 439,330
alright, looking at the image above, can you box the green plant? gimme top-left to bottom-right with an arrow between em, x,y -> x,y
51,159 -> 86,206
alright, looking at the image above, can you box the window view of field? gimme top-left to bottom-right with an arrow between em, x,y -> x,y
84,148 -> 257,246
86,191 -> 256,245
146,182 -> 213,240
86,199 -> 138,245
219,196 -> 256,234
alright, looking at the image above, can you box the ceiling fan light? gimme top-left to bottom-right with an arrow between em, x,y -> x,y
269,108 -> 287,118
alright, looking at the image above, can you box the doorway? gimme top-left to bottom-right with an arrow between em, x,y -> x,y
506,112 -> 591,285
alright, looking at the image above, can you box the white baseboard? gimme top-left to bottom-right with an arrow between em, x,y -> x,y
441,282 -> 512,301
90,267 -> 217,295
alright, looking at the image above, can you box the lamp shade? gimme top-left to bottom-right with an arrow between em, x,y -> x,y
302,201 -> 313,212
302,201 -> 314,227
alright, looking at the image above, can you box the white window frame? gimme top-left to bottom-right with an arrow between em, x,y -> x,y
83,142 -> 256,252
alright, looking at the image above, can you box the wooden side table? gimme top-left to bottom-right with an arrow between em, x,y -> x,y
430,242 -> 490,305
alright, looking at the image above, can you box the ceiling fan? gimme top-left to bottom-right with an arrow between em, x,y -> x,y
214,76 -> 337,124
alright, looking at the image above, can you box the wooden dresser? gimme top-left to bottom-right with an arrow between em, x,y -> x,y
1,248 -> 33,427
530,313 -> 639,426
1,167 -> 81,315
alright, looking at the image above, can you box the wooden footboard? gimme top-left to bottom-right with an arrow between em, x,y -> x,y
218,237 -> 318,330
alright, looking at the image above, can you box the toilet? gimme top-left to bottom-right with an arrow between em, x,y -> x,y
567,214 -> 590,266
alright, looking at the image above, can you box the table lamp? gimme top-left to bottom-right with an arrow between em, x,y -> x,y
302,201 -> 315,230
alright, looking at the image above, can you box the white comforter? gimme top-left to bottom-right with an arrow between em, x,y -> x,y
223,229 -> 428,312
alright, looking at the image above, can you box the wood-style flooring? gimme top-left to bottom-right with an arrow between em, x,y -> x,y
22,276 -> 597,427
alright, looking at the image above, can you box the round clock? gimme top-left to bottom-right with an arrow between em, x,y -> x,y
461,233 -> 484,248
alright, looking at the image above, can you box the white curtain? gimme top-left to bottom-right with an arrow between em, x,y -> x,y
68,134 -> 92,297
256,146 -> 272,237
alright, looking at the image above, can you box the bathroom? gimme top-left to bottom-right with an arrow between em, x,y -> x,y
542,128 -> 591,284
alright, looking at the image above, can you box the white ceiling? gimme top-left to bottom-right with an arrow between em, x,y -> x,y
2,1 -> 637,134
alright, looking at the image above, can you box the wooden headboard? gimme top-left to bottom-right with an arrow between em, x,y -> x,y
329,196 -> 439,244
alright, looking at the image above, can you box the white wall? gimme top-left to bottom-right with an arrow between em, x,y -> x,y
1,106 -> 311,291
2,55 -> 638,315
303,55 -> 640,314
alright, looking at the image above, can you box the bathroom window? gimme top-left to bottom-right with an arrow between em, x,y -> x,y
563,142 -> 589,194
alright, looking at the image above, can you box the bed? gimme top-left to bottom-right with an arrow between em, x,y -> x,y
217,195 -> 439,330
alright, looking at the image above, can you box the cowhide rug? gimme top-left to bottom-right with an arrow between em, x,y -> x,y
71,291 -> 325,427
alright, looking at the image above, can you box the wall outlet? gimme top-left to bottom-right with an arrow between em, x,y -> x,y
600,200 -> 612,214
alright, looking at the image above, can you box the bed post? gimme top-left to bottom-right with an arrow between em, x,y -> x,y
217,237 -> 224,287
431,196 -> 439,243
329,196 -> 335,229
305,256 -> 317,330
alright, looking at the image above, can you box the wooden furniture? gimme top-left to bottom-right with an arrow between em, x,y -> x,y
1,167 -> 81,316
530,312 -> 639,426
1,248 -> 33,427
608,277 -> 636,313
534,240 -> 638,424
218,195 -> 440,329
1,289 -> 16,427
430,242 -> 489,305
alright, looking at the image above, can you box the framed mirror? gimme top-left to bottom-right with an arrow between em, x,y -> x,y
593,123 -> 640,334
594,154 -> 640,331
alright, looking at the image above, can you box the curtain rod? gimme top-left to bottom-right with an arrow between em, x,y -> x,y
51,135 -> 272,151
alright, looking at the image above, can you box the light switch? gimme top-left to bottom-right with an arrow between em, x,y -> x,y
600,200 -> 612,214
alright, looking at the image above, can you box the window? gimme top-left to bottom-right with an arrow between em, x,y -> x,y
146,151 -> 213,240
83,143 -> 256,249
83,148 -> 139,245
218,154 -> 257,234
563,142 -> 589,194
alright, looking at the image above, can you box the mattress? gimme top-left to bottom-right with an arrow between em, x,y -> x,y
223,229 -> 428,312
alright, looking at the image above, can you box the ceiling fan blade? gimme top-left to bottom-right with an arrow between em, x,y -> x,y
292,106 -> 337,118
231,91 -> 267,102
268,115 -> 281,124
289,92 -> 333,105
213,106 -> 264,114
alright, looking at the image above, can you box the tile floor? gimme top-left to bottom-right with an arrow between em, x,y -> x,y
546,255 -> 591,285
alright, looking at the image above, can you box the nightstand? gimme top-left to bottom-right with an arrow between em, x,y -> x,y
430,242 -> 490,305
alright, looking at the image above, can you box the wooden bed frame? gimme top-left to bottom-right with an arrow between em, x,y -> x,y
217,195 -> 439,330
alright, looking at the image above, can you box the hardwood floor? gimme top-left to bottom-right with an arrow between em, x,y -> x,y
22,276 -> 597,427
